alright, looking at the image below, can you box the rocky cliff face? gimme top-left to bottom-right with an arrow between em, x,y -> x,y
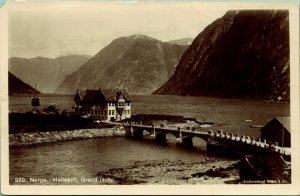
154,10 -> 290,101
9,72 -> 40,95
9,55 -> 90,93
56,35 -> 189,94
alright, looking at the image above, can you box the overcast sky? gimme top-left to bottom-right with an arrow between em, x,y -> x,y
8,1 -> 228,58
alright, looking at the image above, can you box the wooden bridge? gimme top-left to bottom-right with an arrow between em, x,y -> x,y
123,123 -> 291,158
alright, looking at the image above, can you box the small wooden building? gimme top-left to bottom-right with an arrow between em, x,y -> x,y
260,117 -> 290,147
42,104 -> 59,114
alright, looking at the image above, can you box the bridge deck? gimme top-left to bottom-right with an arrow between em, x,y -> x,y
123,124 -> 291,156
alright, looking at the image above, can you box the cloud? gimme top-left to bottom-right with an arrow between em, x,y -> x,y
8,1 -> 227,58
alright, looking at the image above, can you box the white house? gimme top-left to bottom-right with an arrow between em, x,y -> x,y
74,88 -> 131,121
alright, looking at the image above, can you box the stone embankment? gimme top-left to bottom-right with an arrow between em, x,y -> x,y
9,127 -> 125,147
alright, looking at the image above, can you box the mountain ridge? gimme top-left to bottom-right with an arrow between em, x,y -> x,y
56,35 -> 189,94
9,72 -> 40,95
154,10 -> 290,101
167,38 -> 193,45
9,55 -> 91,93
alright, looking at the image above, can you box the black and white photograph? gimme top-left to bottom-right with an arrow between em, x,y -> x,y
0,0 -> 299,195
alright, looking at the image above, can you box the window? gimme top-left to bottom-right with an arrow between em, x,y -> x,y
109,110 -> 111,115
104,110 -> 107,115
112,110 -> 114,115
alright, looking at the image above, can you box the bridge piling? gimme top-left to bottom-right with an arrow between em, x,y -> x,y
121,124 -> 290,159
155,132 -> 166,143
182,136 -> 193,148
125,126 -> 133,137
150,124 -> 156,137
133,128 -> 143,139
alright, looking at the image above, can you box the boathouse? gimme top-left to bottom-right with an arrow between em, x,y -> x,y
42,104 -> 59,114
260,117 -> 290,147
74,88 -> 131,121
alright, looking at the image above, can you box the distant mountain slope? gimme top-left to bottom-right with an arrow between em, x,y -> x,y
9,72 -> 40,95
9,55 -> 90,93
56,35 -> 189,94
154,10 -> 290,101
168,38 -> 193,45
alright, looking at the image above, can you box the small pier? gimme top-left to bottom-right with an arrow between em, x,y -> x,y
123,122 -> 291,158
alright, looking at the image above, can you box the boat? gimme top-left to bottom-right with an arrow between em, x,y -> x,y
250,124 -> 264,128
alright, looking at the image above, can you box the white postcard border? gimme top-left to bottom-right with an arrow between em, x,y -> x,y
1,1 -> 299,195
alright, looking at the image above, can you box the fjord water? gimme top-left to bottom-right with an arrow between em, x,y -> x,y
9,94 -> 289,184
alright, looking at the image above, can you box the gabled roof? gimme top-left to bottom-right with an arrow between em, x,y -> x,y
42,104 -> 59,112
81,90 -> 99,104
275,117 -> 290,133
74,89 -> 87,100
78,88 -> 131,104
262,117 -> 291,133
100,89 -> 131,102
43,104 -> 58,108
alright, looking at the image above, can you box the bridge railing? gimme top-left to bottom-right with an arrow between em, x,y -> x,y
207,129 -> 291,156
123,123 -> 291,156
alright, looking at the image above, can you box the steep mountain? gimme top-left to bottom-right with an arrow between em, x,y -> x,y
56,35 -> 189,94
9,72 -> 40,95
9,55 -> 90,93
168,38 -> 193,45
154,10 -> 290,101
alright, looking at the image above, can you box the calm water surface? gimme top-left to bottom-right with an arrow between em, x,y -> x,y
10,137 -> 209,184
9,94 -> 290,184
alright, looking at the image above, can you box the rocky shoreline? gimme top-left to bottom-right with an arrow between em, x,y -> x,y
9,127 -> 125,147
96,159 -> 240,184
8,119 -> 205,147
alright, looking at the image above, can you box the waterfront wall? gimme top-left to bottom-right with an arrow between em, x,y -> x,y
9,127 -> 125,147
